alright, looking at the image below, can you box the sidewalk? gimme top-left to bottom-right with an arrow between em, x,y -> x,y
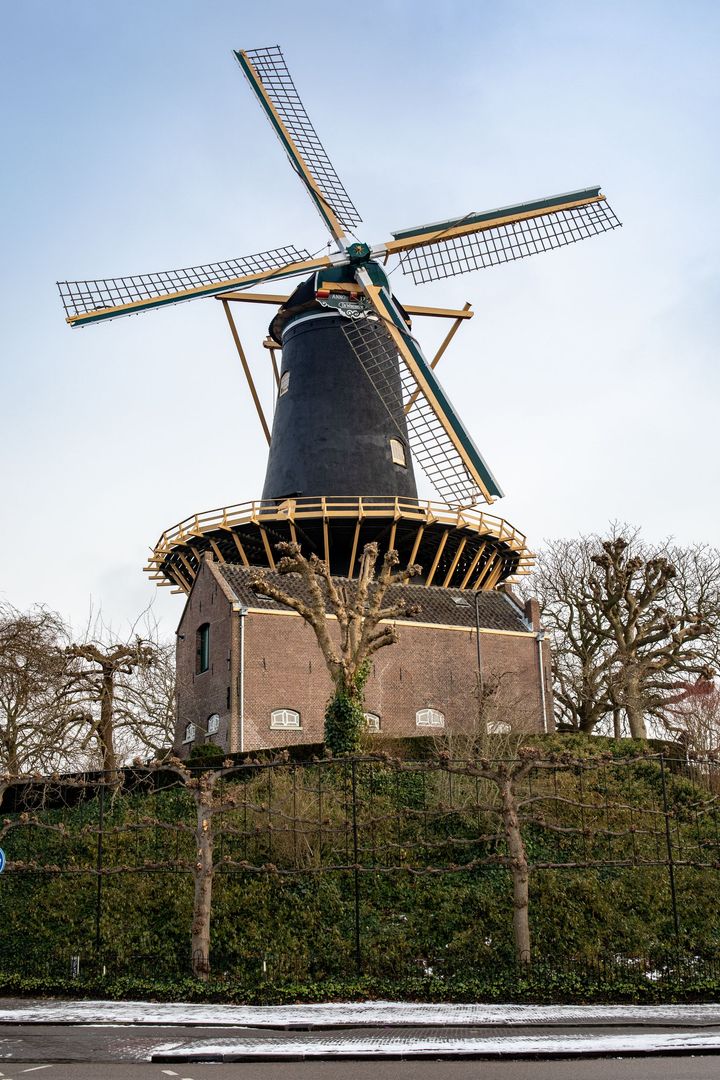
1,1000 -> 720,1061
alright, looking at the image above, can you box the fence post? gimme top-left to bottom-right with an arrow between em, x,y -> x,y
95,779 -> 105,957
659,754 -> 681,951
351,758 -> 361,975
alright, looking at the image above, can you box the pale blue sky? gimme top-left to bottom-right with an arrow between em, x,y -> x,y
1,0 -> 718,633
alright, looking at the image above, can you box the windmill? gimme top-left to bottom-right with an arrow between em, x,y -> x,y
58,45 -> 620,595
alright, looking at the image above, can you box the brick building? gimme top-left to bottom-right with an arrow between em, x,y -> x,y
173,555 -> 553,755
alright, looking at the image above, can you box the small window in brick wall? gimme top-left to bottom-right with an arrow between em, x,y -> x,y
196,623 -> 210,674
207,714 -> 220,736
183,722 -> 196,744
270,708 -> 301,730
364,712 -> 381,732
416,708 -> 445,728
486,720 -> 512,735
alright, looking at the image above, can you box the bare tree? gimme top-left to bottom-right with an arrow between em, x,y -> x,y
251,542 -> 420,753
526,528 -> 720,739
0,602 -> 70,774
661,680 -> 720,757
65,611 -> 175,771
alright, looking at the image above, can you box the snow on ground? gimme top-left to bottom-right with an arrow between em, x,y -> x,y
149,1030 -> 720,1060
1,999 -> 720,1027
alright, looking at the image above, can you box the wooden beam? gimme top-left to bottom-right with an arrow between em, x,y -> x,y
425,529 -> 450,587
219,291 -> 290,304
218,290 -> 474,320
442,536 -> 468,588
485,558 -> 505,591
459,541 -> 487,590
348,519 -> 361,577
405,303 -> 473,320
231,533 -> 250,567
259,525 -> 276,569
221,299 -> 271,445
408,524 -> 425,566
208,536 -> 226,563
268,345 -> 281,389
474,552 -> 499,591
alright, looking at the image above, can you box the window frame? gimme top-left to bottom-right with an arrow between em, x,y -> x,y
389,437 -> 407,468
415,708 -> 445,728
207,713 -> 220,736
270,708 -> 301,730
364,712 -> 381,732
279,370 -> 290,396
183,722 -> 196,744
196,623 -> 210,675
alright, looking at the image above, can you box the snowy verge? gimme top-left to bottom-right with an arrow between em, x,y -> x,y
1,999 -> 720,1027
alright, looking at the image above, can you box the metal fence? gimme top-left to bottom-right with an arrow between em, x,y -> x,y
0,752 -> 719,984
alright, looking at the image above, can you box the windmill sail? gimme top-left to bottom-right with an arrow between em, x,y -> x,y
58,247 -> 329,327
344,269 -> 503,507
237,46 -> 361,242
386,188 -> 621,284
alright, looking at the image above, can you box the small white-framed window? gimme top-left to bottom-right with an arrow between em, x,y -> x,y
364,712 -> 381,732
207,713 -> 220,736
486,720 -> 512,735
415,708 -> 445,728
183,722 -> 196,744
389,437 -> 407,467
279,370 -> 290,396
270,708 -> 301,730
451,595 -> 471,607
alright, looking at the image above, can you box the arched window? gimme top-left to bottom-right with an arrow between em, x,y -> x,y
486,720 -> 512,735
389,437 -> 407,467
196,623 -> 210,674
207,713 -> 220,736
415,708 -> 445,728
183,722 -> 196,744
270,708 -> 301,730
364,712 -> 381,732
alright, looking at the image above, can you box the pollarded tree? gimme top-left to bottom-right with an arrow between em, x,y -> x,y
0,602 -> 70,774
65,613 -> 175,771
527,528 -> 720,739
251,542 -> 420,753
589,537 -> 718,739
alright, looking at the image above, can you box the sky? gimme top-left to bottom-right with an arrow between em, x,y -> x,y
1,0 -> 719,637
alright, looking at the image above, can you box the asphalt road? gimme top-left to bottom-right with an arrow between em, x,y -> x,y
3,1060 -> 720,1080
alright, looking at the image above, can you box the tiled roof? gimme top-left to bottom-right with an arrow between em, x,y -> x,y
217,564 -> 530,632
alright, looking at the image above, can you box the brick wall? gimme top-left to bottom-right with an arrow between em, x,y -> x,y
241,611 -> 546,750
174,561 -> 234,755
174,560 -> 551,755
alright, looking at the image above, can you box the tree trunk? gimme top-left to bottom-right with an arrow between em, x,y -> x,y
500,777 -> 531,964
624,666 -> 647,740
191,791 -> 214,981
98,673 -> 117,772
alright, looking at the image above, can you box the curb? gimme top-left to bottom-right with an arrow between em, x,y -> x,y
152,1046 -> 720,1063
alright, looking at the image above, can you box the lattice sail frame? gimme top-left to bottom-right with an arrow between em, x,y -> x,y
341,315 -> 483,508
239,45 -> 362,236
57,245 -> 311,320
396,200 -> 621,285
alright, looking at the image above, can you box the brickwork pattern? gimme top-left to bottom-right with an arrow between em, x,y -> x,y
174,560 -> 552,755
